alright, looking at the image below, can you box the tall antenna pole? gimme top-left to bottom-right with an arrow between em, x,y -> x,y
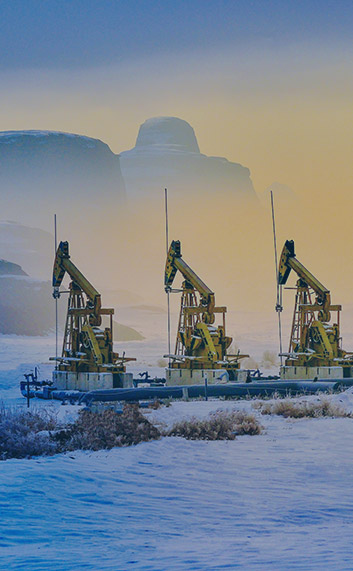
54,214 -> 58,370
270,191 -> 283,366
165,188 -> 171,366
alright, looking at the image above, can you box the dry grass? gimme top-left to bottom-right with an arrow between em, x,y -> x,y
0,404 -> 59,460
1,402 -> 264,461
167,410 -> 262,440
255,398 -> 351,419
148,400 -> 162,410
0,403 -> 161,460
55,403 -> 161,451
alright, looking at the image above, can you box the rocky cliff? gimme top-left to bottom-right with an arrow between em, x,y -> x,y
0,221 -> 53,280
0,130 -> 126,227
0,259 -> 27,276
0,259 -> 54,335
119,117 -> 256,200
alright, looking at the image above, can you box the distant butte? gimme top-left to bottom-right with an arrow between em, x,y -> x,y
119,116 -> 256,200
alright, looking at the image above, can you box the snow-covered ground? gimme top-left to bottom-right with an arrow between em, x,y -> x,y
2,335 -> 353,569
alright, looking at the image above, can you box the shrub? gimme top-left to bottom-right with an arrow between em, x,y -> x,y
256,398 -> 351,418
167,410 -> 262,440
230,410 -> 263,435
58,403 -> 161,451
148,400 -> 162,410
0,405 -> 59,460
0,403 -> 161,460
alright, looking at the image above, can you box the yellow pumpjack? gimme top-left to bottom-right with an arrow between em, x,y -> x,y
278,239 -> 353,379
164,240 -> 248,384
51,241 -> 135,390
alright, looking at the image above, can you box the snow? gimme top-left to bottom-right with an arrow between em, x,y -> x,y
2,406 -> 353,570
0,130 -> 99,146
2,336 -> 353,569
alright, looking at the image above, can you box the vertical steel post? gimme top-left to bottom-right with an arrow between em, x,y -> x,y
26,377 -> 30,408
165,189 -> 171,367
204,374 -> 208,401
54,214 -> 58,370
270,191 -> 283,366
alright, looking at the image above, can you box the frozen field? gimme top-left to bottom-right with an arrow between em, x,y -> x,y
1,335 -> 353,570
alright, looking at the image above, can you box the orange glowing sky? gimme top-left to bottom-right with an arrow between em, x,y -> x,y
1,1 -> 353,326
1,1 -> 352,202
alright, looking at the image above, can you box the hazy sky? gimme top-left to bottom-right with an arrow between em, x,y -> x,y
0,1 -> 352,198
1,1 -> 353,345
1,1 -> 352,70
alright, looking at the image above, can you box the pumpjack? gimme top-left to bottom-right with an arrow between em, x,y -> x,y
51,241 -> 135,390
278,239 -> 353,379
164,240 -> 248,384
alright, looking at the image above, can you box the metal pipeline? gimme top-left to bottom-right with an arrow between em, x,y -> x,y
332,378 -> 353,388
66,379 -> 343,405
